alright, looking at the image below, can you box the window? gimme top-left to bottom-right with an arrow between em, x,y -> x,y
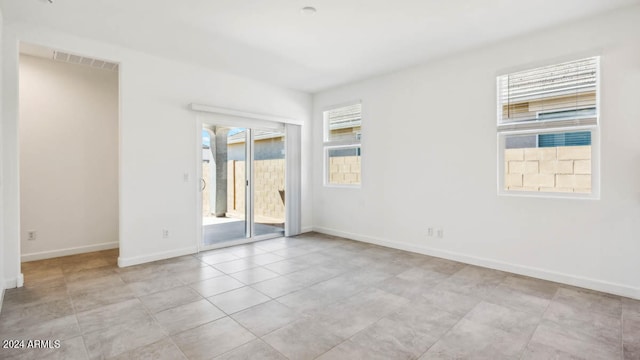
497,57 -> 599,197
323,103 -> 362,186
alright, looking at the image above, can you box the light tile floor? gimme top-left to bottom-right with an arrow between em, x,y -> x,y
1,232 -> 639,359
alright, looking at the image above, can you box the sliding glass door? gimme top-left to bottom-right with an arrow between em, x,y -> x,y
201,125 -> 285,249
252,129 -> 286,236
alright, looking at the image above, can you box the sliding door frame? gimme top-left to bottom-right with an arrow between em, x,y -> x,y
194,105 -> 301,253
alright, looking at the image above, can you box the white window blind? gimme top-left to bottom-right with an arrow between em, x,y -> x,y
325,103 -> 362,142
498,57 -> 599,132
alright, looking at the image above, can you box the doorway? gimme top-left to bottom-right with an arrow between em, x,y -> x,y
18,42 -> 120,262
200,125 -> 286,249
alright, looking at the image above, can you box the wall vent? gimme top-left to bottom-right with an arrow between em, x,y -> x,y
53,51 -> 119,71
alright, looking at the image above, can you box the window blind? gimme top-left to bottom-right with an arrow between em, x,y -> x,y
325,103 -> 362,142
538,131 -> 591,147
498,57 -> 598,131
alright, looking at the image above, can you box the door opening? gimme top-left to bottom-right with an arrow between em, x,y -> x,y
200,125 -> 285,249
18,42 -> 120,263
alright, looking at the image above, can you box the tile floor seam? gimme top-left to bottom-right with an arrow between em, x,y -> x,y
309,286 -> 410,358
210,281 -> 250,298
245,284 -> 275,300
62,266 -> 78,314
142,293 -> 204,315
518,301 -> 551,359
238,311 -> 308,340
414,299 -> 475,359
480,281 -> 558,359
78,335 -> 91,359
140,297 -> 173,339
168,315 -> 226,338
63,265 -> 88,355
168,334 -> 191,360
522,288 -> 560,356
187,275 -> 245,297
311,340 -> 345,360
225,315 -> 291,359
283,273 -> 337,290
619,310 -> 624,360
214,288 -> 271,315
210,315 -> 259,359
521,284 -> 624,360
203,295 -> 243,316
249,283 -> 298,300
315,293 -> 409,359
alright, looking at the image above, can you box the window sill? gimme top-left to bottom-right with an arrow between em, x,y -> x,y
497,190 -> 600,200
324,184 -> 361,189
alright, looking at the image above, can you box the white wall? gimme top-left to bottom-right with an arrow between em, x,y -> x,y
313,6 -> 640,299
2,23 -> 312,285
0,6 -> 6,307
19,55 -> 119,261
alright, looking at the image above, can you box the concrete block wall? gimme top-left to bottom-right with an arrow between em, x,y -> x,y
213,155 -> 360,221
227,159 -> 284,221
254,159 -> 285,220
505,146 -> 592,193
329,155 -> 361,185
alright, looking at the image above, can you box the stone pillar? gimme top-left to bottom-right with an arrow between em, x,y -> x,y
214,127 -> 230,217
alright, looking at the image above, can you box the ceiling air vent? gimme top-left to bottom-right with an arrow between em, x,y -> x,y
53,51 -> 119,71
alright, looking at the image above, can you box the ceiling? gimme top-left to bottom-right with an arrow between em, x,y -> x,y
2,0 -> 639,93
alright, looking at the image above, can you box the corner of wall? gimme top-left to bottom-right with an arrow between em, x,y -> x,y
3,273 -> 22,290
2,20 -> 23,291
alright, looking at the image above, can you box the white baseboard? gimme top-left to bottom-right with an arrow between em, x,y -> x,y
21,242 -> 119,262
4,273 -> 24,289
301,226 -> 314,234
313,226 -> 640,300
118,246 -> 198,268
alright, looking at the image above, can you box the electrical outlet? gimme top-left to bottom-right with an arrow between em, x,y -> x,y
427,227 -> 434,237
27,231 -> 37,241
183,173 -> 189,182
437,228 -> 444,238
162,229 -> 169,239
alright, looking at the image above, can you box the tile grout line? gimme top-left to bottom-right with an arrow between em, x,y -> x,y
62,260 -> 90,358
133,261 -> 194,360
227,313 -> 291,360
167,336 -> 190,360
310,286 -> 412,360
619,306 -> 624,360
516,286 -> 560,360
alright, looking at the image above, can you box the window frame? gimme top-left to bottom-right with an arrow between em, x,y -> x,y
322,101 -> 362,188
496,57 -> 601,200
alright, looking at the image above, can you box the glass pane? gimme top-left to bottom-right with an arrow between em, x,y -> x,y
328,147 -> 361,185
538,131 -> 591,147
504,131 -> 591,194
253,129 -> 286,237
505,134 -> 537,149
325,103 -> 362,142
499,57 -> 598,124
537,108 -> 596,121
202,126 -> 247,246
